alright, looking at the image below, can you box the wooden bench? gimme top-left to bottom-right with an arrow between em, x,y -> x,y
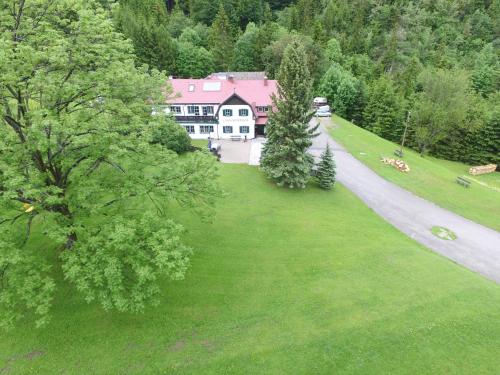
230,135 -> 241,141
394,149 -> 403,158
456,176 -> 471,188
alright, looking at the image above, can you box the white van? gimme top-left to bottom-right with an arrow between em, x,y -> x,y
313,97 -> 328,108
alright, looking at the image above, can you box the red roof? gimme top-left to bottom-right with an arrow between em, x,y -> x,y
168,78 -> 277,106
255,117 -> 268,125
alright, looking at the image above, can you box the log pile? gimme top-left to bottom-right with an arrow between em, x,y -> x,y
381,157 -> 410,172
468,164 -> 497,175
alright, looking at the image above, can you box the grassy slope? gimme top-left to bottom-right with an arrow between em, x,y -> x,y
2,165 -> 500,374
327,115 -> 500,231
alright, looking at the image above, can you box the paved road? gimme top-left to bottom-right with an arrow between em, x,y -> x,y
310,119 -> 500,284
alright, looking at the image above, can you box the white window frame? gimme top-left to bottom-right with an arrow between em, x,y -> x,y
239,109 -> 249,117
199,125 -> 214,134
184,125 -> 195,134
240,126 -> 250,134
187,105 -> 199,115
257,106 -> 269,113
223,126 -> 233,134
188,84 -> 195,92
223,109 -> 233,117
202,106 -> 214,116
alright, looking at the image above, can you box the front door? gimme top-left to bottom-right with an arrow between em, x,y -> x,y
256,125 -> 265,136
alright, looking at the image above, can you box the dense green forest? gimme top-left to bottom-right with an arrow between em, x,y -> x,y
112,0 -> 498,165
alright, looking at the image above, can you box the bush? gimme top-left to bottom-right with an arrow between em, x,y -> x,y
152,117 -> 191,154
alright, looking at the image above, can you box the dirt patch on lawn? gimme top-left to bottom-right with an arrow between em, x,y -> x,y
167,339 -> 186,353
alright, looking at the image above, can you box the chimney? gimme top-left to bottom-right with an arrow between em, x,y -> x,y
264,76 -> 268,86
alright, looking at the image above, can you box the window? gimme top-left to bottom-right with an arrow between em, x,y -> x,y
170,106 -> 181,114
184,125 -> 195,134
202,106 -> 214,116
257,106 -> 269,113
223,109 -> 233,117
187,105 -> 199,115
240,126 -> 250,134
239,109 -> 249,117
188,84 -> 195,92
200,125 -> 214,134
223,126 -> 233,134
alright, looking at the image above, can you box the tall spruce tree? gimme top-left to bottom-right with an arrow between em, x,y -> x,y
316,144 -> 336,190
363,76 -> 405,142
208,3 -> 235,71
260,39 -> 318,188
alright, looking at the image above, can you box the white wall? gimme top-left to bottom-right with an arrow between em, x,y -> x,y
163,104 -> 257,140
217,104 -> 255,139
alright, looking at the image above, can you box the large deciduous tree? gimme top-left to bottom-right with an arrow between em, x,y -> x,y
411,69 -> 481,155
318,63 -> 360,118
0,0 -> 220,329
260,39 -> 318,188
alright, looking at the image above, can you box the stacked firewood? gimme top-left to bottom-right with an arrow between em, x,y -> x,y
381,157 -> 410,172
468,164 -> 497,175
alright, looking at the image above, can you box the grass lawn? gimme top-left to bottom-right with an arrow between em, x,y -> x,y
327,115 -> 500,231
2,164 -> 500,374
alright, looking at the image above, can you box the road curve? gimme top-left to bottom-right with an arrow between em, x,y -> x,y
310,119 -> 500,284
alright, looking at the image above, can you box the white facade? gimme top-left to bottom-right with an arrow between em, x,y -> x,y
162,102 -> 258,140
217,104 -> 255,140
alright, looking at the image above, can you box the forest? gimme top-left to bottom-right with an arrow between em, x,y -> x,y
110,0 -> 499,164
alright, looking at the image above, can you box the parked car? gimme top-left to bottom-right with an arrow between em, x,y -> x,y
316,105 -> 331,117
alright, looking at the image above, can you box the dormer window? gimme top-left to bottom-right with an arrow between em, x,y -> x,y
257,106 -> 269,113
188,84 -> 195,92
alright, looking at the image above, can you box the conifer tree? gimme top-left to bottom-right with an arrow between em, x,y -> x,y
316,144 -> 336,190
261,39 -> 318,188
363,76 -> 405,142
208,3 -> 235,71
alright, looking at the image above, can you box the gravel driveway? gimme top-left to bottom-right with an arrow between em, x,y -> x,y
310,119 -> 500,284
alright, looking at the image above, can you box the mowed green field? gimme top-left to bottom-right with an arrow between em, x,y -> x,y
2,165 -> 500,374
327,115 -> 500,231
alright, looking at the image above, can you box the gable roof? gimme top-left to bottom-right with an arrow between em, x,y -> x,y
167,78 -> 277,107
215,93 -> 255,118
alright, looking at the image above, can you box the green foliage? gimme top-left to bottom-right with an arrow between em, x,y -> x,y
261,39 -> 318,188
411,69 -> 481,154
208,3 -> 235,71
0,0 -> 220,329
115,3 -> 177,74
176,42 -> 215,78
325,37 -> 343,64
151,117 -> 192,153
166,3 -> 195,38
316,144 -> 336,190
61,212 -> 191,313
363,76 -> 405,142
471,43 -> 499,97
231,23 -> 260,71
262,31 -> 325,84
319,63 -> 360,118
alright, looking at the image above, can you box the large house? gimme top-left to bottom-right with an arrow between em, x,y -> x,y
163,73 -> 277,139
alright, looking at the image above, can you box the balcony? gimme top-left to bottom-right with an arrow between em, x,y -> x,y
175,115 -> 217,124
